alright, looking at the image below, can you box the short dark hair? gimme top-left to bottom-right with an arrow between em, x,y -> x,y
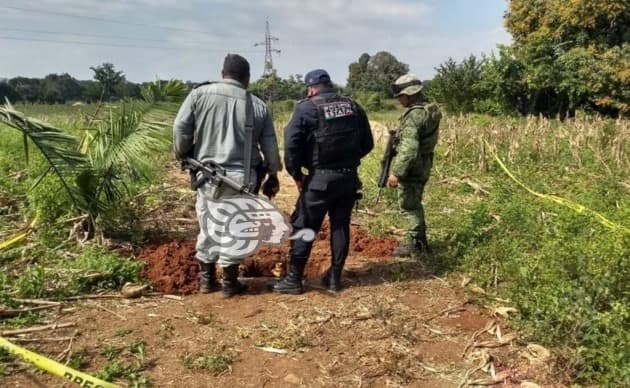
222,54 -> 250,82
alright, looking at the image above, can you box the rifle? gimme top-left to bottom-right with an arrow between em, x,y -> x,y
180,157 -> 255,197
375,130 -> 397,203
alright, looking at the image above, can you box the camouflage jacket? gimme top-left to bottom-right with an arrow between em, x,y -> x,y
390,103 -> 441,180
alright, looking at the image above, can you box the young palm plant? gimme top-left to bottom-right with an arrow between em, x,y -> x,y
0,79 -> 188,244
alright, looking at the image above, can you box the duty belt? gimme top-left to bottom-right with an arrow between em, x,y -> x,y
312,168 -> 356,175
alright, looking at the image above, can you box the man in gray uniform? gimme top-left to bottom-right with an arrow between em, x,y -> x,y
173,54 -> 282,297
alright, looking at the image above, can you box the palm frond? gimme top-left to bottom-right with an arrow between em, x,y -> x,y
90,102 -> 170,178
0,103 -> 87,206
141,78 -> 188,104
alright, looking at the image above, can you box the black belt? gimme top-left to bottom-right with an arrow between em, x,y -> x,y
312,168 -> 356,175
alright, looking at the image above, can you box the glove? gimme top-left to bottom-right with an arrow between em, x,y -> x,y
261,174 -> 280,199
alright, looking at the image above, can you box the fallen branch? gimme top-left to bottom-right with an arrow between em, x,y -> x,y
0,305 -> 60,318
1,322 -> 76,336
424,301 -> 469,323
462,320 -> 496,358
93,303 -> 126,321
13,299 -> 62,306
7,337 -> 74,343
58,294 -> 122,301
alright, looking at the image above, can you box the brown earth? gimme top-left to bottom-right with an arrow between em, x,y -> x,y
138,222 -> 397,295
4,165 -> 561,387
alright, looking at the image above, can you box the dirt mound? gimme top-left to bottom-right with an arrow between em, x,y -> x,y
138,240 -> 199,295
138,223 -> 398,294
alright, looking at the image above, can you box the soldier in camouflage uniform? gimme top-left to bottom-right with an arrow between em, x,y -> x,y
388,74 -> 441,257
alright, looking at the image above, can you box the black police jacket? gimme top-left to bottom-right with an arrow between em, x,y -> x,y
284,88 -> 374,181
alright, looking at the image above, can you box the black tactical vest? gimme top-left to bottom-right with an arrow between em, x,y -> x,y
309,95 -> 362,168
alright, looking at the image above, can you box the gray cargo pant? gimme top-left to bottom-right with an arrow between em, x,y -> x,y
195,169 -> 258,268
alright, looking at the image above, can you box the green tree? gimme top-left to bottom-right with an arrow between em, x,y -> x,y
90,63 -> 126,101
39,73 -> 82,104
0,81 -> 20,103
347,51 -> 409,97
249,71 -> 304,102
475,46 -> 527,115
8,77 -> 41,103
428,55 -> 484,114
505,0 -> 630,115
250,71 -> 283,102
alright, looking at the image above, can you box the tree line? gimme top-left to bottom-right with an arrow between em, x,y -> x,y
0,63 -> 142,104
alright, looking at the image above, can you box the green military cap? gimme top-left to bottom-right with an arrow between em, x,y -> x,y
392,74 -> 423,97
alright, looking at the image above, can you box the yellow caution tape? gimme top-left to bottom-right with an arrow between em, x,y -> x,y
0,336 -> 120,388
0,216 -> 39,251
486,140 -> 630,235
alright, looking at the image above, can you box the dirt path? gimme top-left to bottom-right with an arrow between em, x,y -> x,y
5,166 -> 549,387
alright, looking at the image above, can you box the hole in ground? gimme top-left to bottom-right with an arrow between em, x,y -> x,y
137,223 -> 398,295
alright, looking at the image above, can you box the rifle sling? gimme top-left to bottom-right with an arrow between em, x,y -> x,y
243,92 -> 255,192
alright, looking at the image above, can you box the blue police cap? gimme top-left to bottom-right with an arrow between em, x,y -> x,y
305,69 -> 331,86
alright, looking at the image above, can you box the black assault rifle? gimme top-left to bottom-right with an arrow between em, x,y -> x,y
375,130 -> 397,203
181,157 -> 255,197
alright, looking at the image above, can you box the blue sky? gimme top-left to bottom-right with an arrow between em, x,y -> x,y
0,0 -> 511,83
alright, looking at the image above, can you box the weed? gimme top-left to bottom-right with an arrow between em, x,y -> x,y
194,312 -> 216,326
95,338 -> 152,385
0,348 -> 11,376
96,361 -> 126,382
128,373 -> 152,388
115,328 -> 132,338
180,343 -> 235,375
128,339 -> 147,364
100,343 -> 124,361
159,321 -> 174,337
0,310 -> 44,329
68,347 -> 90,370
254,320 -> 312,350
63,247 -> 144,294
14,265 -> 47,298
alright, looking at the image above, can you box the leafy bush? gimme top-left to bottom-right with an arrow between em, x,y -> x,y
64,247 -> 144,293
354,91 -> 384,112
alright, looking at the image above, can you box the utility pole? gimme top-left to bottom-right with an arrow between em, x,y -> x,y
254,19 -> 280,76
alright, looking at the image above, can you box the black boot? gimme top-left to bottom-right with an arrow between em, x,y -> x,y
321,265 -> 344,292
271,263 -> 305,295
221,264 -> 248,298
416,231 -> 433,255
199,262 -> 219,294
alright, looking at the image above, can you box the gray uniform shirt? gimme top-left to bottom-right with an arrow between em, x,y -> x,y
172,78 -> 282,174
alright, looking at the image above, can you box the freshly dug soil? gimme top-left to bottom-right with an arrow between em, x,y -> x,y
138,223 -> 398,294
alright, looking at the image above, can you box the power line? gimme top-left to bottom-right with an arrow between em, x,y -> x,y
0,4 -> 215,35
0,36 -> 264,53
0,27 -> 229,46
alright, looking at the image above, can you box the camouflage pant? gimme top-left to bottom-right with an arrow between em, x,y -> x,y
195,169 -> 258,268
397,181 -> 427,242
397,154 -> 433,242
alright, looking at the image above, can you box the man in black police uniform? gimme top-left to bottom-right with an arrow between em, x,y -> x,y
271,69 -> 374,294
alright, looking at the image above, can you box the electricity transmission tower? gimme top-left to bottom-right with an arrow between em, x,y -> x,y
254,19 -> 280,76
